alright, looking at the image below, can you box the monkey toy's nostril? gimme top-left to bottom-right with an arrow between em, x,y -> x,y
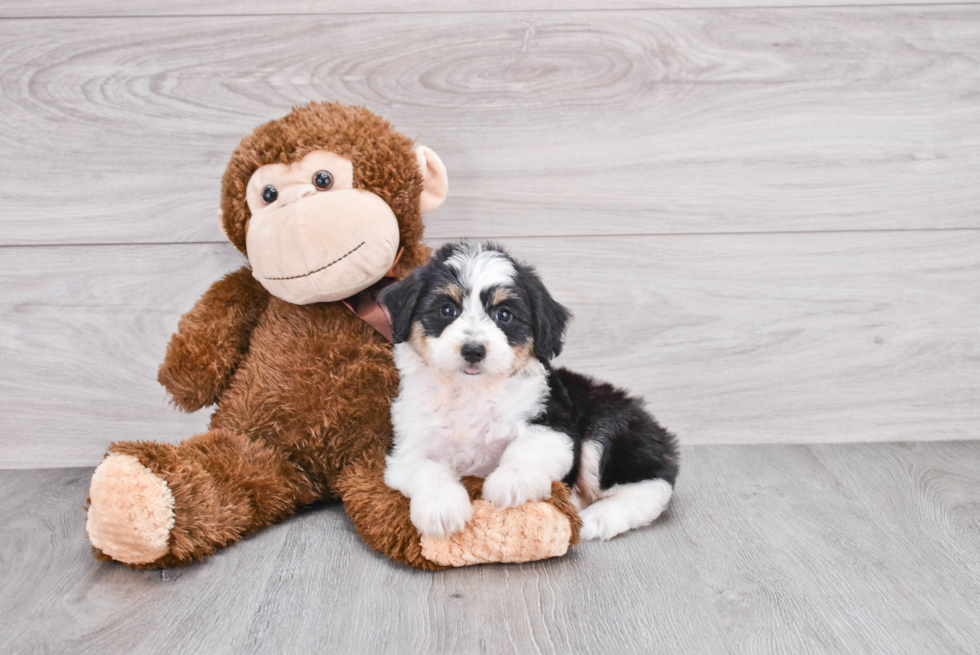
461,343 -> 486,363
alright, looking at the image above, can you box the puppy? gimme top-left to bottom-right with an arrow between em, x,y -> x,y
382,242 -> 679,541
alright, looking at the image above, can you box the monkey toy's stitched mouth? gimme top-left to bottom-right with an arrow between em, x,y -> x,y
261,241 -> 366,281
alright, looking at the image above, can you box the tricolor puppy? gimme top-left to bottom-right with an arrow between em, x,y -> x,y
382,242 -> 679,541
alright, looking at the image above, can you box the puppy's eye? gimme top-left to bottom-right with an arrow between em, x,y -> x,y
262,185 -> 278,204
313,170 -> 333,190
495,307 -> 512,323
441,303 -> 458,318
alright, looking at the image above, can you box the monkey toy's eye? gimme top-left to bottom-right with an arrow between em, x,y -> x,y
262,185 -> 278,204
313,170 -> 334,190
495,307 -> 512,323
441,303 -> 458,318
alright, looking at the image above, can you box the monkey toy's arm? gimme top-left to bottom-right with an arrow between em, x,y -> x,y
157,266 -> 270,412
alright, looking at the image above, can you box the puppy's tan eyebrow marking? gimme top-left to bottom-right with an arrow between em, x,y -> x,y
491,287 -> 516,306
436,283 -> 464,303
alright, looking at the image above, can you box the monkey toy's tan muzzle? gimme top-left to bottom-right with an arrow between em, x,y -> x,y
246,188 -> 401,305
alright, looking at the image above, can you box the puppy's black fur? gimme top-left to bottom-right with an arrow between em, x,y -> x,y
540,367 -> 679,489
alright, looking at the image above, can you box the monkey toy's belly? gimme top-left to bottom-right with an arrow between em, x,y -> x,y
209,297 -> 399,487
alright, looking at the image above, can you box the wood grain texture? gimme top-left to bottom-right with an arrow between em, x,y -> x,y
681,442 -> 980,653
2,232 -> 977,468
810,441 -> 980,623
0,244 -> 242,468
1,9 -> 979,245
2,441 -> 978,653
0,0 -> 964,18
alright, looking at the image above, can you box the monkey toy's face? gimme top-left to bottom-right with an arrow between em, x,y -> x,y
244,150 -> 402,304
225,103 -> 449,305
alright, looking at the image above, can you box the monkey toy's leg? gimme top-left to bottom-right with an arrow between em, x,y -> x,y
88,432 -> 582,568
87,429 -> 319,567
88,435 -> 581,569
336,454 -> 583,570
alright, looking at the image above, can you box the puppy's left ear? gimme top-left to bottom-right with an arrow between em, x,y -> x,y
517,263 -> 571,363
381,267 -> 426,343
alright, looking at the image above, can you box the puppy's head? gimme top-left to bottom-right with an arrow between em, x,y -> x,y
382,242 -> 570,378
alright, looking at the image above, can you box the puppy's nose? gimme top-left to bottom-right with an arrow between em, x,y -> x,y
461,343 -> 486,363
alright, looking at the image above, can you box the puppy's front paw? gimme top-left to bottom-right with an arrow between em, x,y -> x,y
410,483 -> 473,537
483,466 -> 553,509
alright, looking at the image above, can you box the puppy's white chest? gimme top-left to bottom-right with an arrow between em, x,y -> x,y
391,357 -> 549,478
423,384 -> 526,477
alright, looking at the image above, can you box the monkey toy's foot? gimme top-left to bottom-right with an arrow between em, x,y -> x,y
87,430 -> 319,568
86,453 -> 176,565
419,480 -> 583,567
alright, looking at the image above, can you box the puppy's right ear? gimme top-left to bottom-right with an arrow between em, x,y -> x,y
516,262 -> 571,363
381,268 -> 425,343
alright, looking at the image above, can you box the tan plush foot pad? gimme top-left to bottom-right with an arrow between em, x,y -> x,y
86,453 -> 176,565
420,499 -> 573,567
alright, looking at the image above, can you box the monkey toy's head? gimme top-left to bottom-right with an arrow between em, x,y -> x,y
220,102 -> 448,304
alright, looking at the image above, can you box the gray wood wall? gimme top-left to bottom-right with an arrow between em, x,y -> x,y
1,1 -> 978,468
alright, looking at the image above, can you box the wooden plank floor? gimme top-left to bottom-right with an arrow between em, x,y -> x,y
2,440 -> 978,654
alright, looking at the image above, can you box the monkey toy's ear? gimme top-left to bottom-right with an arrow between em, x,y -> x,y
415,145 -> 449,213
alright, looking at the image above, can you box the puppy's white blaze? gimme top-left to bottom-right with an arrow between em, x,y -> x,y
427,309 -> 514,377
574,440 -> 603,506
445,244 -> 515,294
579,479 -> 674,541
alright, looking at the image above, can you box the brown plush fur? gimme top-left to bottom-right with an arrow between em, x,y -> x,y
157,267 -> 270,412
92,102 -> 579,569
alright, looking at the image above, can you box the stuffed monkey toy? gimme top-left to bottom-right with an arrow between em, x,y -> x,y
85,102 -> 581,570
